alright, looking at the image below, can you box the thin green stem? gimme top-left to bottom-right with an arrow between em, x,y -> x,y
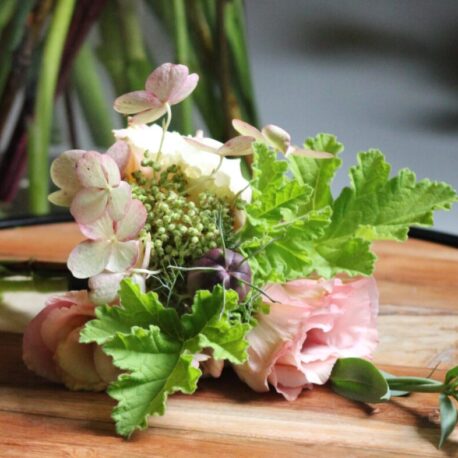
156,103 -> 172,163
27,0 -> 76,215
117,0 -> 153,90
72,42 -> 114,148
172,0 -> 193,134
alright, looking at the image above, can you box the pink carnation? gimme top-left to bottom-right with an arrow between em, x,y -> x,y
23,291 -> 118,391
234,277 -> 379,400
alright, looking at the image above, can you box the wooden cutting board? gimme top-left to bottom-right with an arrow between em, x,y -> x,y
0,223 -> 457,457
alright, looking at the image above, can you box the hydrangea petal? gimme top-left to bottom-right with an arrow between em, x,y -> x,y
99,154 -> 121,186
71,188 -> 109,224
106,240 -> 139,273
113,90 -> 158,115
130,105 -> 168,125
168,73 -> 199,105
218,136 -> 255,157
108,181 -> 132,221
48,190 -> 73,207
107,140 -> 130,173
183,137 -> 219,154
88,272 -> 125,305
146,63 -> 189,102
262,124 -> 291,153
232,119 -> 264,141
50,149 -> 85,191
78,213 -> 114,240
77,151 -> 108,188
68,240 -> 112,279
115,199 -> 147,241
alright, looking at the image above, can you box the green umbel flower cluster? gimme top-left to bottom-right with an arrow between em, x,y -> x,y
131,162 -> 235,268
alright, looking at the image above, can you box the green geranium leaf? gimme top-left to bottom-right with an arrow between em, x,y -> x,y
82,282 -> 251,437
330,358 -> 390,403
251,142 -> 287,196
80,280 -> 182,344
241,140 -> 457,284
438,393 -> 458,448
289,133 -> 343,210
327,151 -> 457,243
104,326 -> 200,437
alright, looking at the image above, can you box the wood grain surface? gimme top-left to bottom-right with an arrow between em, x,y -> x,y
0,223 -> 457,457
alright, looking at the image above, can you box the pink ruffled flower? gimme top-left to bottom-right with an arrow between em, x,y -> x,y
68,199 -> 147,279
114,63 -> 199,124
234,277 -> 379,401
23,291 -> 119,391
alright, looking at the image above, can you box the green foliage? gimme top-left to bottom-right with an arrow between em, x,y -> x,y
330,358 -> 391,403
240,136 -> 457,284
81,280 -> 250,437
439,393 -> 458,448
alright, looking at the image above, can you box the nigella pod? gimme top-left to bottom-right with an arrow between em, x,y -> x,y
186,248 -> 252,300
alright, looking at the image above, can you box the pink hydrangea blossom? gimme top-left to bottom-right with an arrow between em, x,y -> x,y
234,277 -> 379,401
68,199 -> 147,279
48,149 -> 86,206
88,237 -> 152,305
113,63 -> 199,124
23,291 -> 119,391
71,151 -> 132,224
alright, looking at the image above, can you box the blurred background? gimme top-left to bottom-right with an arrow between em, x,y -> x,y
0,0 -> 456,234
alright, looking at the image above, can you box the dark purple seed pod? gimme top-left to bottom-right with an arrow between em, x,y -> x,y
187,248 -> 252,300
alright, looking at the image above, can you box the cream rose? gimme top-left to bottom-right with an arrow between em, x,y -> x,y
114,124 -> 251,202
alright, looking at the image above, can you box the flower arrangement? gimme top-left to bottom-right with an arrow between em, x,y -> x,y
23,63 -> 458,446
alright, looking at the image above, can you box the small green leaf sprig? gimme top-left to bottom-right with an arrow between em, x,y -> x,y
330,358 -> 458,448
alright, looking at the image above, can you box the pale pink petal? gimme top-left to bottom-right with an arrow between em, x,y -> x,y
23,301 -> 64,383
232,119 -> 264,141
145,63 -> 198,104
55,327 -> 106,391
88,272 -> 125,305
114,199 -> 147,241
105,240 -> 139,273
50,150 -> 85,191
107,140 -> 130,173
168,73 -> 199,105
268,364 -> 309,401
183,137 -> 220,154
218,136 -> 255,157
76,151 -> 108,188
40,295 -> 95,353
48,190 -> 73,207
93,345 -> 120,384
234,277 -> 379,400
67,240 -> 112,279
113,90 -> 157,114
287,146 -> 333,159
99,154 -> 121,186
130,105 -> 168,125
22,292 -> 93,384
70,188 -> 109,224
108,181 -> 131,221
78,213 -> 114,240
262,124 -> 291,153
